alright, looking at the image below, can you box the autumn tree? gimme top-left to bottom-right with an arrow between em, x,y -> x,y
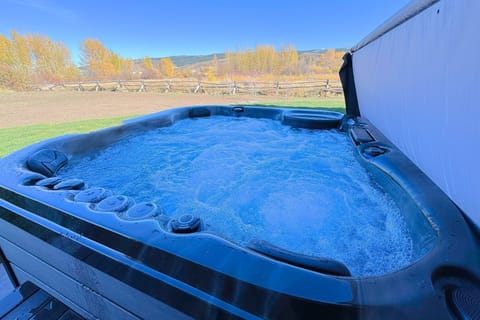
224,45 -> 299,77
224,50 -> 233,75
0,34 -> 16,88
27,34 -> 79,83
204,66 -> 216,81
142,57 -> 153,70
80,39 -> 130,80
308,49 -> 346,75
207,54 -> 219,80
11,30 -> 32,71
119,58 -> 134,79
0,30 -> 78,89
255,45 -> 277,74
141,56 -> 157,78
110,54 -> 134,79
158,58 -> 175,78
278,45 -> 299,75
81,39 -> 108,78
0,31 -> 32,89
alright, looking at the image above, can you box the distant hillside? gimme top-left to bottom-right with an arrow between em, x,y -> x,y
151,53 -> 224,67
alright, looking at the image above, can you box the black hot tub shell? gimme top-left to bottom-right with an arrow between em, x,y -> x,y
1,105 -> 480,319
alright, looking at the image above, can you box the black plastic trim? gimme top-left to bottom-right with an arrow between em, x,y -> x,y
339,52 -> 360,117
0,187 -> 358,319
0,246 -> 19,288
0,204 -> 243,320
350,127 -> 374,144
248,240 -> 351,277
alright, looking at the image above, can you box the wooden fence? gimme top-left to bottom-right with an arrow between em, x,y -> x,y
35,79 -> 343,97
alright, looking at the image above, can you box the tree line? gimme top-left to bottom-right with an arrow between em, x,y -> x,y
0,31 -> 177,89
80,39 -> 175,80
186,46 -> 344,82
0,30 -> 345,90
0,31 -> 78,89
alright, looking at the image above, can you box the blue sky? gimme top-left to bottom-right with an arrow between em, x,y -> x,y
1,0 -> 411,63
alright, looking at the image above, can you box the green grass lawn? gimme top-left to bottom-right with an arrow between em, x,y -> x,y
0,99 -> 345,157
0,116 -> 131,157
250,97 -> 346,113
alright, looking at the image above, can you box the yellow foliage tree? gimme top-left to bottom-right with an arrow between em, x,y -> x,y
11,30 -> 32,71
0,34 -> 16,88
143,57 -> 153,70
278,45 -> 299,75
255,45 -> 277,73
0,35 -> 14,66
1,31 -> 32,89
119,58 -> 134,79
224,45 -> 299,77
80,38 -> 126,79
0,30 -> 78,89
141,56 -> 157,78
204,66 -> 216,81
158,58 -> 175,78
27,34 -> 79,82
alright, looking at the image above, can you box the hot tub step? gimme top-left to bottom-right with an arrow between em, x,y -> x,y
0,281 -> 84,320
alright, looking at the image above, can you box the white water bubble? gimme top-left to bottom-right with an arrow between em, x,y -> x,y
59,116 -> 415,276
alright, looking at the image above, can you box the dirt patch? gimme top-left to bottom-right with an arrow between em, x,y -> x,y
0,91 -> 272,128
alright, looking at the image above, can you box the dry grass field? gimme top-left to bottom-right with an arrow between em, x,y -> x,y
0,91 -> 345,156
0,91 -> 275,128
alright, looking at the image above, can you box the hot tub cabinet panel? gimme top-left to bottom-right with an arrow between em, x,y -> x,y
1,106 -> 479,319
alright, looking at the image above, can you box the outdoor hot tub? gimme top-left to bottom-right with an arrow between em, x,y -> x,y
1,105 -> 479,319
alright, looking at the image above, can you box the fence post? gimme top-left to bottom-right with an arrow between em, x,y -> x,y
231,81 -> 238,95
165,80 -> 171,93
275,81 -> 280,96
139,81 -> 145,92
325,79 -> 330,97
194,80 -> 201,94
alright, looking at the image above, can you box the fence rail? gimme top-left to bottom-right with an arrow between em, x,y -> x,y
35,79 -> 343,97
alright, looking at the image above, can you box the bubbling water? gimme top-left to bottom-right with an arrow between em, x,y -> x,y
60,116 -> 414,276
